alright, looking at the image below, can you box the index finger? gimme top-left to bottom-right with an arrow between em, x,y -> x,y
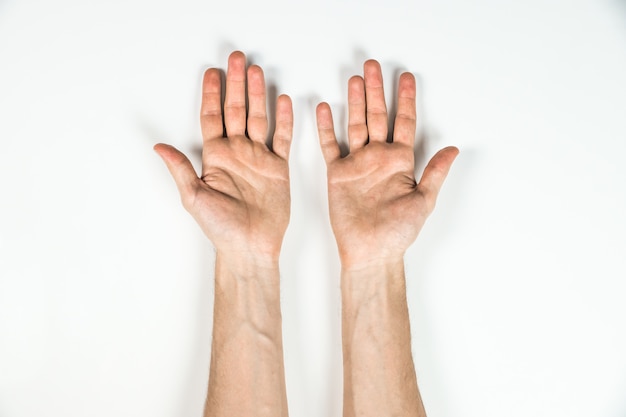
200,68 -> 224,140
316,102 -> 341,164
393,72 -> 417,147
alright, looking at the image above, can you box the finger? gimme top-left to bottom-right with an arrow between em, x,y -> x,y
393,72 -> 417,147
417,146 -> 460,207
246,64 -> 268,143
223,51 -> 247,137
200,68 -> 224,140
363,59 -> 388,142
347,75 -> 368,150
272,94 -> 293,160
316,102 -> 341,164
153,143 -> 199,209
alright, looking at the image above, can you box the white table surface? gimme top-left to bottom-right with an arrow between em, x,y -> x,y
1,1 -> 625,416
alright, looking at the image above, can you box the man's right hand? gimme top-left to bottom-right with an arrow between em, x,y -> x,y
154,51 -> 294,267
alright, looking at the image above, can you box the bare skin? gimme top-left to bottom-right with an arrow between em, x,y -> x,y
316,60 -> 458,417
154,51 -> 291,417
155,52 -> 456,417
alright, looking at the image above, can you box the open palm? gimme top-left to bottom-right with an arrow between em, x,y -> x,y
316,60 -> 458,268
155,51 -> 293,263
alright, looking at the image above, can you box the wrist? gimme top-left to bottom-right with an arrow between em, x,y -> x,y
215,250 -> 281,281
341,257 -> 405,284
340,258 -> 407,316
335,236 -> 405,271
339,252 -> 404,273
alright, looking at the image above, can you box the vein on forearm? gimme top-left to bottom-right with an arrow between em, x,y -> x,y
205,255 -> 287,417
341,261 -> 424,417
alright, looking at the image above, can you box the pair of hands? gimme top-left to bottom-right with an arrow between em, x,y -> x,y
154,51 -> 458,269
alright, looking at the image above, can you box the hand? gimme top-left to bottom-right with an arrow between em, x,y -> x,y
316,59 -> 458,269
154,51 -> 293,265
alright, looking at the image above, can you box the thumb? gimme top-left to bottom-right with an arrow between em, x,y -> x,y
153,143 -> 199,206
417,146 -> 459,203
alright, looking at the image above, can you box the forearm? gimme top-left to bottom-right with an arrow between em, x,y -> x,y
204,253 -> 288,417
341,259 -> 425,417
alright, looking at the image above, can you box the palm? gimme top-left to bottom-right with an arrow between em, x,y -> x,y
192,135 -> 290,255
155,51 -> 293,261
327,142 -> 425,259
317,60 -> 458,267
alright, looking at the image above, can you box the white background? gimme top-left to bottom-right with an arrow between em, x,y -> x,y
1,0 -> 625,416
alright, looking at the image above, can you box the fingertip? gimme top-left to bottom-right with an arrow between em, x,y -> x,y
364,59 -> 381,71
430,146 -> 460,169
348,75 -> 365,98
227,50 -> 246,74
152,143 -> 188,164
229,50 -> 246,61
398,72 -> 416,91
275,94 -> 294,129
153,142 -> 169,156
316,102 -> 335,128
442,145 -> 461,160
277,94 -> 292,107
348,75 -> 364,85
316,101 -> 330,115
203,67 -> 221,80
399,71 -> 416,83
204,67 -> 223,89
277,96 -> 294,126
275,95 -> 293,121
247,64 -> 264,79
